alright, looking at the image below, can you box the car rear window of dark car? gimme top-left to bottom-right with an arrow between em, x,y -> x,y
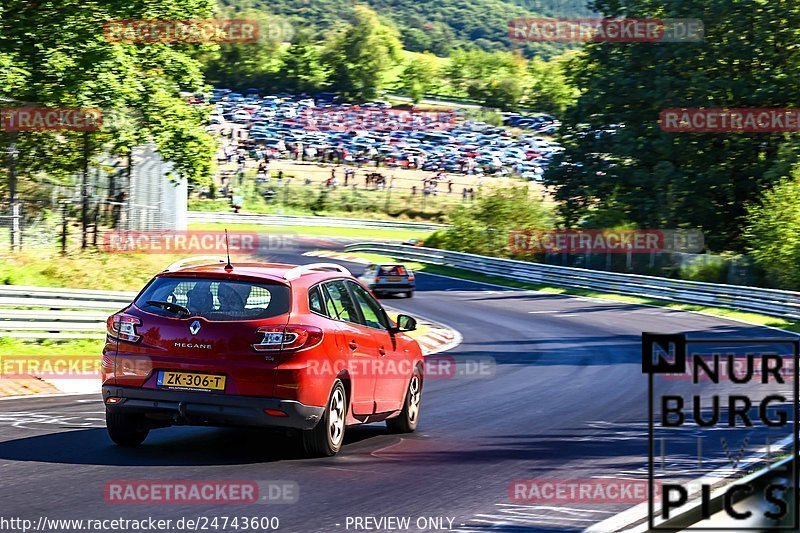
135,277 -> 290,321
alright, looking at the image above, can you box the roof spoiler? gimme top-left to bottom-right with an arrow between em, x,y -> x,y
284,263 -> 351,281
164,257 -> 227,272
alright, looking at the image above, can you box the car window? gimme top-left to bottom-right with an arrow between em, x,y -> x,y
308,285 -> 325,315
348,282 -> 389,330
135,277 -> 290,321
379,265 -> 407,276
323,280 -> 359,323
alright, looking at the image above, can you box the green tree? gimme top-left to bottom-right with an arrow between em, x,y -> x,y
202,9 -> 286,89
544,0 -> 800,252
278,31 -> 329,94
524,52 -> 579,114
322,5 -> 402,101
0,0 -> 217,189
746,170 -> 800,289
428,186 -> 551,257
399,53 -> 439,104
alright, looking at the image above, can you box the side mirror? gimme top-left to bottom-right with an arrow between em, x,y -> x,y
395,314 -> 417,332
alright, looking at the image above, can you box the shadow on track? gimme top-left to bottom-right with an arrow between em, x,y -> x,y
0,423 -> 392,466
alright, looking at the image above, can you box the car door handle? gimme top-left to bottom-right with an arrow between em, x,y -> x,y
378,347 -> 386,356
349,340 -> 358,350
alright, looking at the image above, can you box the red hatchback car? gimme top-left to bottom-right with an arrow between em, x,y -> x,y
101,259 -> 424,456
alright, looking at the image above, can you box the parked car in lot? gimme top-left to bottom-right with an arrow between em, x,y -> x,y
102,260 -> 424,456
359,264 -> 416,298
232,110 -> 252,124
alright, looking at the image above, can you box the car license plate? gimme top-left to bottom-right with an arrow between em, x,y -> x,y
388,277 -> 402,282
157,371 -> 226,392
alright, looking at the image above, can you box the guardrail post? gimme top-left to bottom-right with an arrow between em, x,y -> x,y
61,202 -> 68,255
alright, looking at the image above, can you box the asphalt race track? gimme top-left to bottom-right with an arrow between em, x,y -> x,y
0,245 -> 795,532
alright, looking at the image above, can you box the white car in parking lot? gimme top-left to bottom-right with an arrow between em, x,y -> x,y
233,110 -> 252,124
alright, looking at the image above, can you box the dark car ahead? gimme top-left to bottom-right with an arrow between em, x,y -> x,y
359,264 -> 415,298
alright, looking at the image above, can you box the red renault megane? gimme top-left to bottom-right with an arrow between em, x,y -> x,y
102,259 -> 424,456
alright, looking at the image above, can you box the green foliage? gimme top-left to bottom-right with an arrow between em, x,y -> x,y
0,0 -> 216,187
678,254 -> 733,284
322,5 -> 402,101
222,0 -> 593,58
202,8 -> 286,88
544,0 -> 800,252
746,171 -> 800,289
399,53 -> 440,104
525,52 -> 580,114
429,187 -> 552,256
277,31 -> 329,94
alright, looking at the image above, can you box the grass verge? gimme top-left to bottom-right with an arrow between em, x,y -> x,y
188,222 -> 433,242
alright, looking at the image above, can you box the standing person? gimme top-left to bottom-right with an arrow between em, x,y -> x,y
447,176 -> 453,194
344,169 -> 349,186
331,167 -> 337,182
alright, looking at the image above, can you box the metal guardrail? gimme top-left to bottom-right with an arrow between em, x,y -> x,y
344,242 -> 800,321
0,286 -> 134,339
188,212 -> 447,232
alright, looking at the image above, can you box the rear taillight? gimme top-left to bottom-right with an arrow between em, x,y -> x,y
252,325 -> 323,353
107,314 -> 142,343
408,272 -> 415,281
374,276 -> 381,282
101,355 -> 115,373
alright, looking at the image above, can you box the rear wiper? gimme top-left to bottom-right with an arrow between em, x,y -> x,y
146,300 -> 190,317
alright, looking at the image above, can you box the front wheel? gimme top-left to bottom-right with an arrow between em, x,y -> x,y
302,380 -> 347,457
387,369 -> 422,433
106,411 -> 149,447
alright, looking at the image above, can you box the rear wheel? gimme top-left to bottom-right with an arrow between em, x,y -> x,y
106,411 -> 149,447
302,380 -> 347,457
406,290 -> 415,298
387,369 -> 422,433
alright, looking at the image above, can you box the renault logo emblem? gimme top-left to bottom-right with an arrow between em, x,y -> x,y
189,320 -> 201,335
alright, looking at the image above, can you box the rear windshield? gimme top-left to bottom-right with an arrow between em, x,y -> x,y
379,266 -> 407,276
135,277 -> 290,321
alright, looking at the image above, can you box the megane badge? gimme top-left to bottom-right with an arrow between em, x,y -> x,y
189,320 -> 201,335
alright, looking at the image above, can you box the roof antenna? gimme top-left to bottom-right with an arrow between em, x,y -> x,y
224,229 -> 233,273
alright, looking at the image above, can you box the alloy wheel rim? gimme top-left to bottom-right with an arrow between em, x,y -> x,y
329,388 -> 345,445
408,375 -> 421,423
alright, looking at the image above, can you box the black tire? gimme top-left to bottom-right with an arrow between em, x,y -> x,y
406,290 -> 415,298
106,411 -> 149,447
387,369 -> 422,434
302,380 -> 347,457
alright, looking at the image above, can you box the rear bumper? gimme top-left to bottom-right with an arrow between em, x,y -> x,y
102,386 -> 324,430
369,283 -> 414,293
